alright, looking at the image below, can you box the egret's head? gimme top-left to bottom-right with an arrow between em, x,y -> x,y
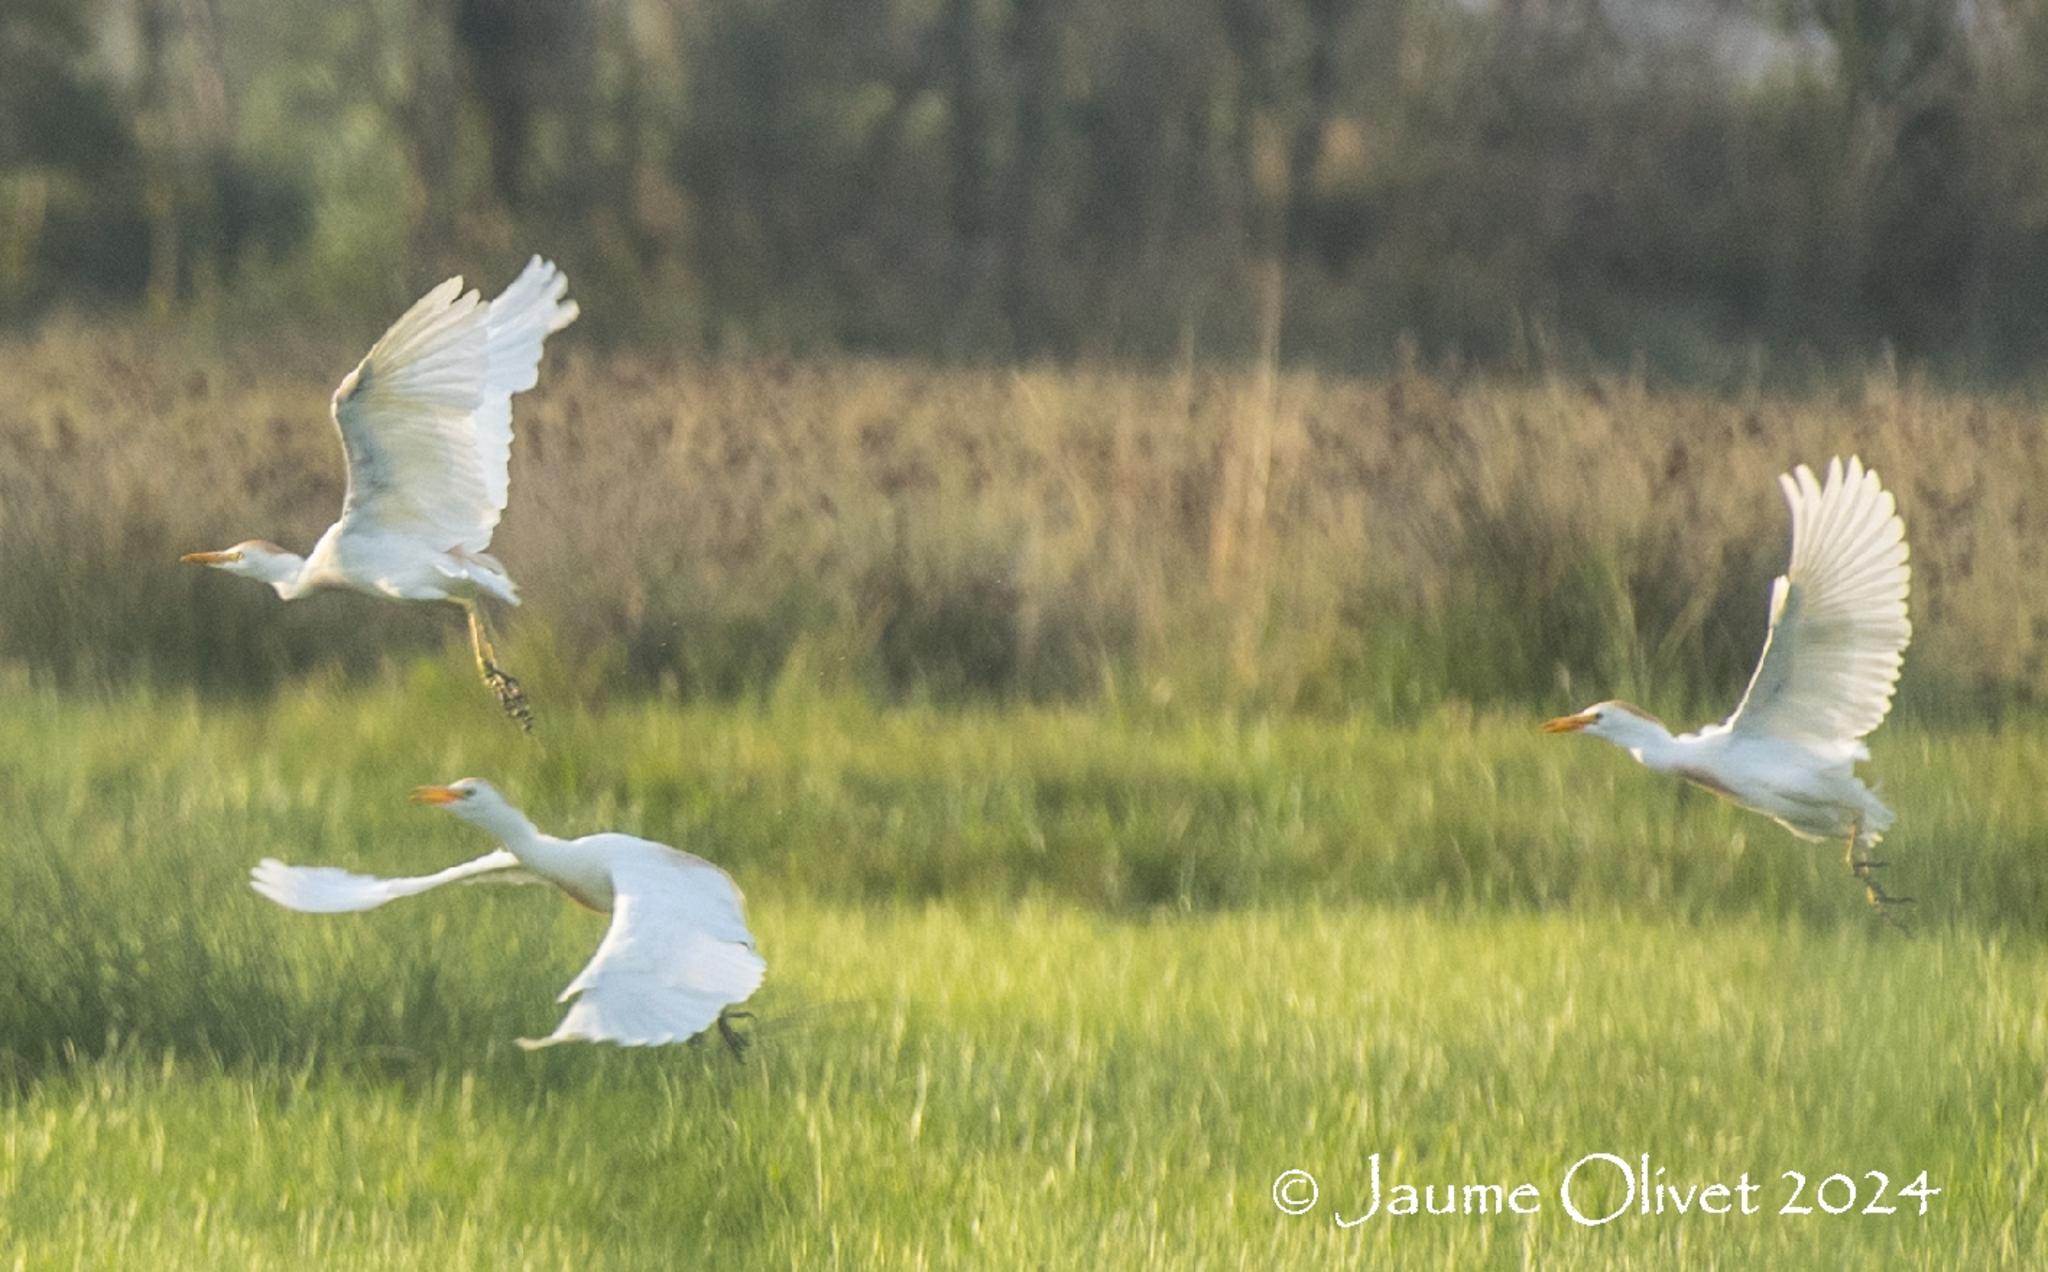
180,540 -> 298,582
410,778 -> 514,826
1541,700 -> 1667,744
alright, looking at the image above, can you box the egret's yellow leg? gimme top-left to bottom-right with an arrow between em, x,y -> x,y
462,601 -> 535,736
1844,818 -> 1913,929
464,603 -> 493,677
1841,826 -> 1887,874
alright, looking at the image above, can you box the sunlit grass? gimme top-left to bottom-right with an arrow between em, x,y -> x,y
0,686 -> 2043,1264
0,903 -> 2039,1266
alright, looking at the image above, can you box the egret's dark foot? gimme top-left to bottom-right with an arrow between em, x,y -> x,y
716,1009 -> 754,1061
482,662 -> 535,735
1863,879 -> 1915,933
1843,819 -> 1910,932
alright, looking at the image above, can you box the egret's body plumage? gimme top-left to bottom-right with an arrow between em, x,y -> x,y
1546,457 -> 1912,906
252,780 -> 764,1052
183,257 -> 577,727
1567,702 -> 1895,847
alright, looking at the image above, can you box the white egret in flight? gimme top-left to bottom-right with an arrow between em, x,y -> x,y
1544,456 -> 1912,917
182,257 -> 578,732
251,779 -> 764,1054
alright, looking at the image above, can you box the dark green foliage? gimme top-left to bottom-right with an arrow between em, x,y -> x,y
15,1 -> 2048,379
1,0 -> 145,311
0,1 -> 309,318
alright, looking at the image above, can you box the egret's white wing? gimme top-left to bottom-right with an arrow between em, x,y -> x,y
251,849 -> 541,914
1724,456 -> 1911,750
331,278 -> 492,547
473,256 -> 579,517
519,839 -> 764,1050
331,257 -> 576,553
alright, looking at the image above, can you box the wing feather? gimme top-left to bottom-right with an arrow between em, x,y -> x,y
1724,456 -> 1911,750
331,257 -> 577,554
519,840 -> 763,1050
473,256 -> 580,516
250,849 -> 542,913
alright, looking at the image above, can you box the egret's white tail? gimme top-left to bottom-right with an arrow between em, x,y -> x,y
441,550 -> 520,605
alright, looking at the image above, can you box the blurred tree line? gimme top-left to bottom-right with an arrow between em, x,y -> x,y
7,0 -> 2048,380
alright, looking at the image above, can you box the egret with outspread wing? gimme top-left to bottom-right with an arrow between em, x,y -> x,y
182,257 -> 578,732
252,779 -> 764,1054
1544,456 -> 1912,918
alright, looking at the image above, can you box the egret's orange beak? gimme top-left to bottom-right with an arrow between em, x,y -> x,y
410,785 -> 463,805
1542,711 -> 1597,734
180,550 -> 236,565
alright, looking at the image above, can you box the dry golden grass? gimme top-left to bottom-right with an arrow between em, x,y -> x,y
0,321 -> 2035,718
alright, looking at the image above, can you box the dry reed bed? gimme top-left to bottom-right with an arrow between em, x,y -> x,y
0,323 -> 2034,717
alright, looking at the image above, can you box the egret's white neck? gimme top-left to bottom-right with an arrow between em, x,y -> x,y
244,550 -> 311,599
462,801 -> 545,853
1598,714 -> 1683,770
471,807 -> 589,892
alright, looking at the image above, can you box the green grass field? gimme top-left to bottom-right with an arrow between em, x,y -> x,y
1,672 -> 2044,1266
